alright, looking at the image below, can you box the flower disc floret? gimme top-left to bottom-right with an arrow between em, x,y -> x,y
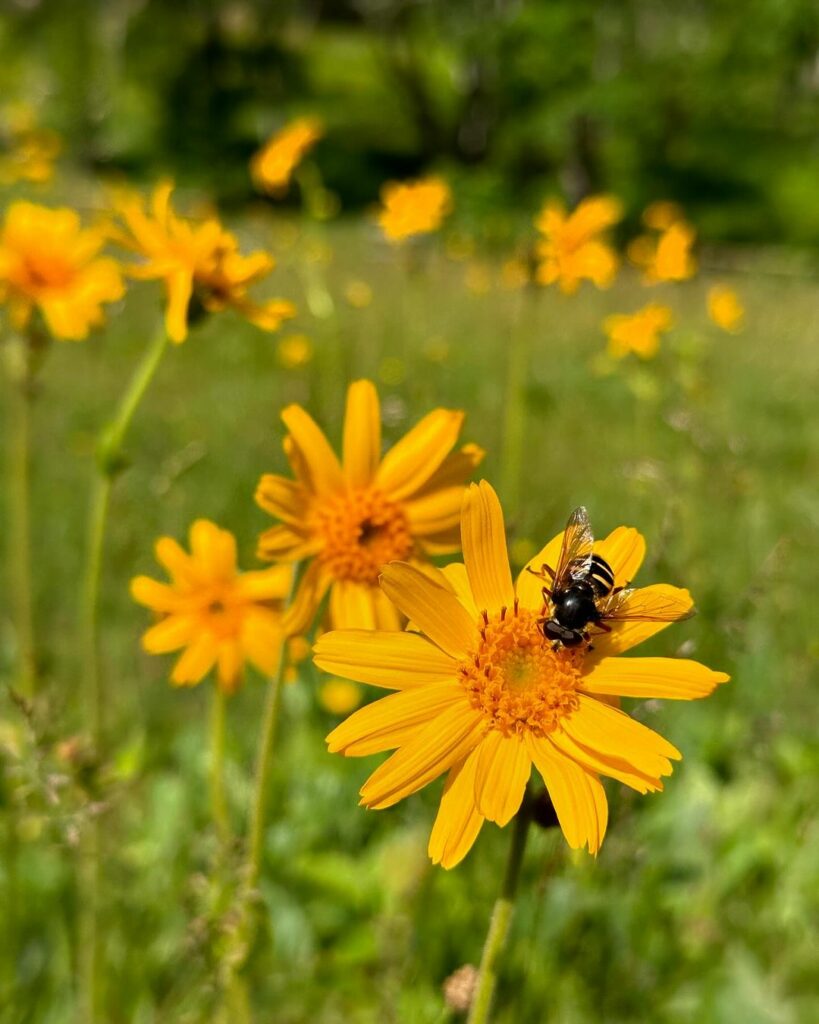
315,488 -> 413,584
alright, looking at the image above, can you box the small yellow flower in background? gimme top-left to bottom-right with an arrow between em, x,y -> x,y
0,103 -> 61,185
344,279 -> 373,309
628,205 -> 697,283
464,262 -> 492,295
0,202 -> 123,340
255,379 -> 484,633
708,285 -> 744,333
604,303 -> 674,360
319,678 -> 363,715
277,333 -> 314,369
315,481 -> 728,868
377,176 -> 452,243
642,200 -> 685,231
250,117 -> 323,195
499,257 -> 529,291
131,519 -> 292,693
534,195 -> 622,294
115,182 -> 295,343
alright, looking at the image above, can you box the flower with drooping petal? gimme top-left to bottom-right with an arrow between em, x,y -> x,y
251,117 -> 323,195
628,208 -> 697,284
604,303 -> 673,360
255,379 -> 483,633
708,285 -> 744,333
534,195 -> 622,294
0,202 -> 124,340
377,177 -> 452,243
115,182 -> 295,343
315,481 -> 728,869
131,520 -> 292,693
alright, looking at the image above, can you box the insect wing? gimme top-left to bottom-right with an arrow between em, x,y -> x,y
552,506 -> 595,589
600,586 -> 695,623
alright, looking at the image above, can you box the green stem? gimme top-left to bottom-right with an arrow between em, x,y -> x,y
210,686 -> 230,848
467,808 -> 531,1024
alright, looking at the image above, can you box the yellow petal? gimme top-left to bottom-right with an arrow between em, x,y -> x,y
473,730 -> 531,826
429,750 -> 485,869
141,614 -> 198,653
281,404 -> 344,497
240,607 -> 283,676
372,587 -> 403,631
254,474 -> 309,525
313,629 -> 456,689
587,584 -> 695,659
281,560 -> 332,636
343,379 -> 381,487
375,409 -> 464,501
410,442 -> 485,496
165,268 -> 193,343
581,657 -> 729,700
216,640 -> 243,691
359,703 -> 485,809
403,486 -> 463,537
594,526 -> 646,587
438,562 -> 478,619
329,579 -> 377,630
525,733 -> 608,854
170,633 -> 218,685
379,562 -> 476,659
154,537 -> 198,586
189,520 -> 236,581
461,481 -> 514,614
326,682 -> 467,756
130,576 -> 181,612
515,531 -> 563,610
256,525 -> 322,562
548,728 -> 663,793
233,565 -> 293,602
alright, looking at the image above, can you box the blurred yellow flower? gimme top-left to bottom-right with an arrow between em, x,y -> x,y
534,195 -> 622,294
0,202 -> 123,341
642,200 -> 684,231
708,285 -> 744,333
116,182 -> 295,343
316,480 -> 728,868
0,103 -> 61,185
377,176 -> 452,243
319,678 -> 363,715
629,212 -> 697,283
250,117 -> 323,195
277,333 -> 314,368
344,279 -> 373,309
604,304 -> 673,360
131,519 -> 292,693
255,379 -> 483,633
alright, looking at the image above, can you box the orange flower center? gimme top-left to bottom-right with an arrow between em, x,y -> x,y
457,605 -> 583,737
314,487 -> 413,584
16,249 -> 76,292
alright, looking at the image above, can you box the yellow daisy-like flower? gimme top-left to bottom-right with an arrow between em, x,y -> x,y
115,182 -> 295,343
131,519 -> 292,693
0,202 -> 124,341
534,195 -> 622,294
628,218 -> 697,284
707,285 -> 744,333
315,481 -> 728,869
604,303 -> 674,360
377,177 -> 452,243
250,117 -> 323,195
255,379 -> 483,633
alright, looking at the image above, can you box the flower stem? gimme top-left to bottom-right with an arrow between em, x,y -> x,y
467,807 -> 531,1024
210,685 -> 230,848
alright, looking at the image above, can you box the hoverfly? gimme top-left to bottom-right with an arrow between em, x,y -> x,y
530,507 -> 694,649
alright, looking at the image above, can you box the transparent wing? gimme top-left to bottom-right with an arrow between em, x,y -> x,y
600,585 -> 695,623
552,506 -> 595,590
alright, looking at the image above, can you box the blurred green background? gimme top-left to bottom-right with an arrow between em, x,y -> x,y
2,3 -> 819,1024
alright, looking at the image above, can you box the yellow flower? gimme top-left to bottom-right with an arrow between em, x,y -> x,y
250,117 -> 323,195
315,481 -> 728,868
604,304 -> 674,360
707,285 -> 744,333
0,103 -> 61,185
628,214 -> 697,284
255,379 -> 484,633
377,177 -> 452,243
534,195 -> 622,294
319,678 -> 363,715
131,519 -> 292,693
115,182 -> 295,343
641,200 -> 684,232
277,333 -> 314,368
0,202 -> 124,341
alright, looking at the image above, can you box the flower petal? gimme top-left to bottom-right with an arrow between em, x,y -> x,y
313,629 -> 456,689
170,633 -> 218,685
581,657 -> 729,700
379,562 -> 476,659
256,525 -> 322,562
164,269 -> 193,343
189,520 -> 236,581
359,703 -> 485,809
525,733 -> 608,854
586,584 -> 695,659
216,640 -> 243,692
240,607 -> 283,676
372,587 -> 403,631
462,481 -> 514,614
429,750 -> 485,869
548,728 -> 663,793
473,730 -> 531,826
515,531 -> 563,611
594,526 -> 646,587
403,486 -> 464,537
282,560 -> 332,636
343,379 -> 381,487
130,576 -> 182,612
438,562 -> 478,619
254,474 -> 309,526
233,565 -> 293,602
154,537 -> 198,586
329,579 -> 377,630
410,443 -> 485,497
141,614 -> 199,653
327,682 -> 467,756
375,409 -> 464,501
281,404 -> 344,497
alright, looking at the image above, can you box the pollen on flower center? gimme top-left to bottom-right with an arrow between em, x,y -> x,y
457,605 -> 584,737
314,487 -> 414,584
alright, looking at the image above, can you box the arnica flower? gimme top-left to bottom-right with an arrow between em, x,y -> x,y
708,285 -> 744,333
0,202 -> 124,341
534,195 -> 622,294
0,103 -> 61,186
604,303 -> 673,360
628,213 -> 697,284
377,177 -> 452,243
315,481 -> 728,868
250,117 -> 323,195
115,182 -> 295,343
255,379 -> 483,633
131,519 -> 292,693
